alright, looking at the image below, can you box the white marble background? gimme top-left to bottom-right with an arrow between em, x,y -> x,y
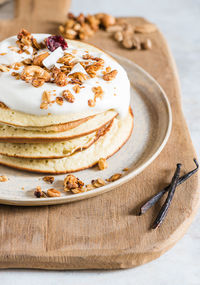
0,0 -> 200,284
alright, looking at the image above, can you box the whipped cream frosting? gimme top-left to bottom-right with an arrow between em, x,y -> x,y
0,34 -> 130,117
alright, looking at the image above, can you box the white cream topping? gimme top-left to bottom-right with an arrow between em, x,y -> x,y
0,34 -> 130,117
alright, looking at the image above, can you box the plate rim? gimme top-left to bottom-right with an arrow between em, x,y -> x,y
0,54 -> 172,206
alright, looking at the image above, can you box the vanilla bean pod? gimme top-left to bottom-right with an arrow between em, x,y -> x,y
151,163 -> 181,229
140,159 -> 199,215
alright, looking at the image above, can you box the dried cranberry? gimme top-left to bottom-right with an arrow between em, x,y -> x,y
45,35 -> 68,52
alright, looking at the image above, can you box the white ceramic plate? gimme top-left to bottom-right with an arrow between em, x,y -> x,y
0,53 -> 172,206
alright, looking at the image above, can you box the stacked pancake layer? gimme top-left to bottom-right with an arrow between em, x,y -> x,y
0,32 -> 133,173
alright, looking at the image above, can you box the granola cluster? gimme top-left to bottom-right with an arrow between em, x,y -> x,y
63,174 -> 86,194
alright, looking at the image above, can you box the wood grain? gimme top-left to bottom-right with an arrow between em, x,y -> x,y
0,1 -> 199,269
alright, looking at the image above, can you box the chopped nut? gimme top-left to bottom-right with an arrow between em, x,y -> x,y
57,53 -> 75,64
135,23 -> 157,34
85,61 -> 104,78
56,96 -> 64,105
47,188 -> 61,197
68,12 -> 75,20
106,173 -> 122,182
95,13 -> 105,20
40,102 -> 49,110
32,78 -> 45,87
11,72 -> 21,80
79,23 -> 94,40
103,70 -> 117,81
69,71 -> 88,83
85,184 -> 95,191
141,39 -> 152,50
92,86 -> 104,101
40,91 -> 52,109
88,99 -> 95,107
77,13 -> 85,24
92,178 -> 106,188
0,175 -> 8,182
65,29 -> 77,40
123,168 -> 129,171
43,176 -> 55,184
101,14 -> 116,28
73,84 -> 80,93
56,72 -> 68,86
21,65 -> 50,86
12,62 -> 23,70
71,187 -> 86,194
31,37 -> 43,50
114,31 -> 123,42
106,25 -> 123,33
33,52 -> 49,66
62,90 -> 75,103
86,14 -> 100,31
34,186 -> 47,198
22,58 -> 32,65
105,66 -> 111,73
98,158 -> 108,170
64,174 -> 84,193
17,29 -> 32,51
0,64 -> 10,72
132,36 -> 141,50
51,67 -> 67,87
122,37 -> 133,49
42,90 -> 51,103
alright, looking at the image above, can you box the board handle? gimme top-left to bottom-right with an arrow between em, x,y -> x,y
15,0 -> 71,22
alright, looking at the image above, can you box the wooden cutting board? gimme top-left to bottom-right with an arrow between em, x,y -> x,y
0,0 -> 199,269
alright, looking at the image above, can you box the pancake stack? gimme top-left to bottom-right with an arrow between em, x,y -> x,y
0,30 -> 133,174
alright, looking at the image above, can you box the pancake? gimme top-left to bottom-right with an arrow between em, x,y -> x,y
0,120 -> 112,159
0,109 -> 133,173
0,110 -> 117,143
0,105 -> 100,130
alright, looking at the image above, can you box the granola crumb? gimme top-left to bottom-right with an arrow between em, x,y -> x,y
0,175 -> 8,182
103,69 -> 118,81
85,184 -> 95,191
11,72 -> 21,80
0,64 -> 10,72
62,90 -> 75,103
73,84 -> 80,93
88,99 -> 95,107
47,188 -> 61,197
106,173 -> 122,182
123,167 -> 129,171
43,176 -> 55,184
91,178 -> 106,188
34,186 -> 47,198
98,158 -> 108,170
92,86 -> 104,101
64,174 -> 84,193
56,96 -> 64,105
